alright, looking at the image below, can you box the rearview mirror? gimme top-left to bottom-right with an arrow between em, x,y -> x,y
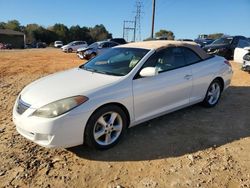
139,67 -> 158,77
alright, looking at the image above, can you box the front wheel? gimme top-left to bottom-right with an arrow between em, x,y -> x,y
68,48 -> 73,53
202,79 -> 222,107
84,105 -> 127,149
90,53 -> 96,59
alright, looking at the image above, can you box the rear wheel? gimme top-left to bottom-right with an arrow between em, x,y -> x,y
84,105 -> 127,149
202,79 -> 222,107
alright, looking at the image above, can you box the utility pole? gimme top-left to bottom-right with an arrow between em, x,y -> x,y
151,0 -> 156,39
122,20 -> 136,42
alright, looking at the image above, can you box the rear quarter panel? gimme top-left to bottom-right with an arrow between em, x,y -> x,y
190,56 -> 232,103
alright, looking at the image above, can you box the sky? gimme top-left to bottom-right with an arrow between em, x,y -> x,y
0,0 -> 249,41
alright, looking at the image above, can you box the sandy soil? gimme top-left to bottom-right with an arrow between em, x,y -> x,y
0,48 -> 250,188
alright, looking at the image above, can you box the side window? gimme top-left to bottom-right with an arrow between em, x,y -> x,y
232,38 -> 239,46
110,42 -> 118,47
237,39 -> 250,48
142,47 -> 186,73
182,48 -> 202,65
102,43 -> 109,48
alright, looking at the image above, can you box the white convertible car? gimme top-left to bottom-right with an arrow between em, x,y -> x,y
13,41 -> 233,149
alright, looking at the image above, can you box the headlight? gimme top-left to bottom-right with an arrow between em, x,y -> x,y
85,50 -> 92,54
32,96 -> 88,118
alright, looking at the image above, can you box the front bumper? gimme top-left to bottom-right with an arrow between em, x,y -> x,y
242,60 -> 250,72
13,100 -> 91,148
76,52 -> 85,59
61,48 -> 68,52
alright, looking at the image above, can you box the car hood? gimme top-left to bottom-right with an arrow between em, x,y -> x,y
78,47 -> 95,52
203,44 -> 229,50
61,45 -> 69,48
20,68 -> 121,108
77,47 -> 88,52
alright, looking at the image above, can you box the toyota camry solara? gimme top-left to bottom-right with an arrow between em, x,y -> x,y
13,41 -> 233,149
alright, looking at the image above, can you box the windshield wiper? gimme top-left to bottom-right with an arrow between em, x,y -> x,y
81,66 -> 108,75
80,66 -> 123,76
104,72 -> 123,76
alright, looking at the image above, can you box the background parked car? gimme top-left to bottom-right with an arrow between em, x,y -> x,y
36,42 -> 47,48
0,43 -> 12,49
77,41 -> 119,60
108,38 -> 127,44
178,39 -> 194,42
194,34 -> 214,47
234,40 -> 250,63
54,41 -> 63,48
61,41 -> 88,53
203,35 -> 249,60
242,52 -> 250,72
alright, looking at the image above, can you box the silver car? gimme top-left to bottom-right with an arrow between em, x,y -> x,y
77,41 -> 119,60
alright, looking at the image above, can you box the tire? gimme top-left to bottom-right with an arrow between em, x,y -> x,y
202,79 -> 222,107
68,48 -> 73,53
84,105 -> 127,150
89,53 -> 96,59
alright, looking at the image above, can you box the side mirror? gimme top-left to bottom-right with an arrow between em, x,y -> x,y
139,67 -> 158,77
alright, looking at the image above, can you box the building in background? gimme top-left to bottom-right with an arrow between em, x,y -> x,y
0,29 -> 25,49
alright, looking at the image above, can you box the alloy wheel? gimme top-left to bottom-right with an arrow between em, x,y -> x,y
93,111 -> 123,146
207,82 -> 221,105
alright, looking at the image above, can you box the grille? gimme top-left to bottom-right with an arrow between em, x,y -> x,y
16,97 -> 31,115
243,53 -> 250,61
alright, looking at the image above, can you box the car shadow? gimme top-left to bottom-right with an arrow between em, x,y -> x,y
68,86 -> 250,161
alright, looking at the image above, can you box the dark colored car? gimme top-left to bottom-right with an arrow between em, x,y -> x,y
77,41 -> 119,60
36,42 -> 47,48
108,38 -> 127,44
194,35 -> 214,47
178,39 -> 194,42
203,36 -> 249,60
0,43 -> 12,49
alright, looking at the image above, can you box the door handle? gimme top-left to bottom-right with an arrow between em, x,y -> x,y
184,74 -> 192,80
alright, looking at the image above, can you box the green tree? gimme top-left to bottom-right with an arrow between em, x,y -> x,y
90,24 -> 112,42
49,23 -> 69,42
68,25 -> 93,44
155,29 -> 175,40
4,20 -> 21,31
0,22 -> 6,29
24,24 -> 40,43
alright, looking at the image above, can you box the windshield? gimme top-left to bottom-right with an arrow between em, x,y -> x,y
212,38 -> 233,45
67,41 -> 75,45
88,42 -> 99,49
80,48 -> 149,76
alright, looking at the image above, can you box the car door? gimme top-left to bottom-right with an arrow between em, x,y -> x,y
71,42 -> 78,51
132,47 -> 192,123
181,47 -> 209,103
97,42 -> 110,55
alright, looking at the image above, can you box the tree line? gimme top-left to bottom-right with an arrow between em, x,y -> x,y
0,20 -> 112,45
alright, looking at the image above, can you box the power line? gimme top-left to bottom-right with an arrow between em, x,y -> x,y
123,20 -> 136,42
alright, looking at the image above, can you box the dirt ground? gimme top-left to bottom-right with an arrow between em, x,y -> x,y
0,48 -> 250,188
